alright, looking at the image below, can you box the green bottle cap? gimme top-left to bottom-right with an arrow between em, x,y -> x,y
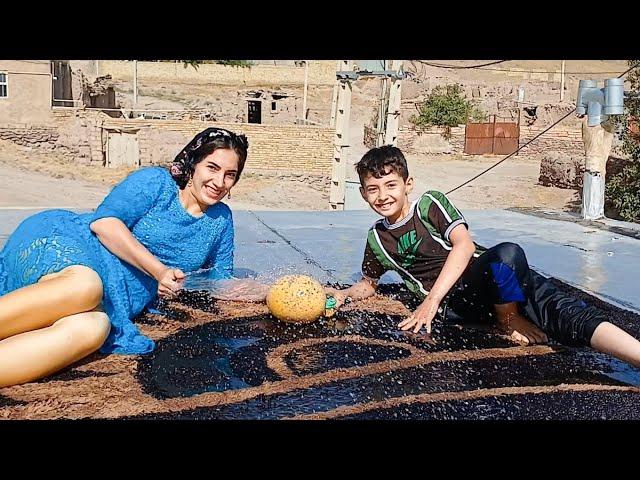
325,296 -> 337,309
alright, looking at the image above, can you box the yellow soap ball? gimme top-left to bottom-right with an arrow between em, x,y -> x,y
266,275 -> 326,324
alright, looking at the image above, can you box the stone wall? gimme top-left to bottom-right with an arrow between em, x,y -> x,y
0,124 -> 59,149
539,151 -> 631,189
97,60 -> 337,87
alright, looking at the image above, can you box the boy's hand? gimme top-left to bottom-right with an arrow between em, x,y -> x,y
325,287 -> 348,309
398,296 -> 440,334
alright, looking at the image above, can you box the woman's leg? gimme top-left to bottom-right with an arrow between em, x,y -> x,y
0,264 -> 109,387
0,310 -> 111,387
0,265 -> 103,340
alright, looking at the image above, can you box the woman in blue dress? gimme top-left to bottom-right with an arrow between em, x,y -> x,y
0,127 -> 249,387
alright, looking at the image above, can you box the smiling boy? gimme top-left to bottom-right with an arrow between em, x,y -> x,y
326,145 -> 640,368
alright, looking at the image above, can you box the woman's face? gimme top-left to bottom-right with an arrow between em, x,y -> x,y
190,148 -> 240,205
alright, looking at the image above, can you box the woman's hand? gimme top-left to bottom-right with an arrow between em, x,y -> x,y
157,268 -> 185,299
209,278 -> 270,302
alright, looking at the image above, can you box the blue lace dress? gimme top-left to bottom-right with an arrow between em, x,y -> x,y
0,167 -> 234,354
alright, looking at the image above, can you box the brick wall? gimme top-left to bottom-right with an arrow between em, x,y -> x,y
99,119 -> 334,175
519,126 -> 584,156
396,125 -> 465,154
4,108 -> 334,175
52,108 -> 105,164
385,124 -> 584,157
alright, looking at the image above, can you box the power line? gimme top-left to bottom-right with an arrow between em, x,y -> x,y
445,109 -> 577,195
411,60 -> 627,75
473,67 -> 626,75
414,60 -> 510,69
445,62 -> 640,195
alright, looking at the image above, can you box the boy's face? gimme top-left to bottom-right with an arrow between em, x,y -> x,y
360,170 -> 414,221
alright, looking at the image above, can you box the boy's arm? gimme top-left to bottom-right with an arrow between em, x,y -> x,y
326,277 -> 377,309
325,239 -> 382,308
398,223 -> 476,333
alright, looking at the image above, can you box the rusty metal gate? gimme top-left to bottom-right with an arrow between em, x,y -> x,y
464,114 -> 520,155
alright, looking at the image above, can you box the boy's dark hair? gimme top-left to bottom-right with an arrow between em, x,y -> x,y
355,145 -> 409,185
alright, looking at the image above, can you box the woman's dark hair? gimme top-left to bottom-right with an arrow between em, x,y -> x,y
169,127 -> 249,189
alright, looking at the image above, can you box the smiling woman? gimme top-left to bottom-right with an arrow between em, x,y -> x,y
0,127 -> 249,387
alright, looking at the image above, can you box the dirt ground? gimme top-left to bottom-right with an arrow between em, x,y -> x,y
406,154 -> 579,211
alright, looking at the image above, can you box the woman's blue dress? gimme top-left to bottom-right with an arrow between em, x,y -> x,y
0,167 -> 234,354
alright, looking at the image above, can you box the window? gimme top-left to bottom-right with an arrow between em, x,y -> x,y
0,72 -> 7,98
247,100 -> 261,124
271,101 -> 277,111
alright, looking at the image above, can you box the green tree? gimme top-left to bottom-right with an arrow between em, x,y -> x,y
606,60 -> 640,222
411,83 -> 486,128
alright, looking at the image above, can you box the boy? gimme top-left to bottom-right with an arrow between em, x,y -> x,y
327,145 -> 640,368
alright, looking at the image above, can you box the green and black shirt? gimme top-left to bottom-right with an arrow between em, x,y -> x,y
361,190 -> 484,299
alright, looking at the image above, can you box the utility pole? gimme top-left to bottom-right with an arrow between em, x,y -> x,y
133,60 -> 138,107
329,60 -> 353,210
576,78 -> 624,220
384,60 -> 403,146
302,60 -> 309,123
581,117 -> 615,219
329,61 -> 341,128
376,60 -> 388,146
329,61 -> 407,209
560,60 -> 566,101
